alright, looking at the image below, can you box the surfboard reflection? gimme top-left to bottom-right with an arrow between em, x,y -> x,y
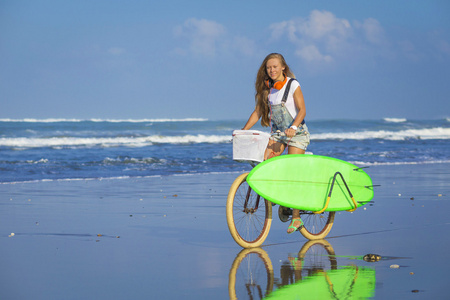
228,240 -> 376,300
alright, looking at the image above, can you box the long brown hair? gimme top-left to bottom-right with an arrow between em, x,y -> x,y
255,53 -> 295,127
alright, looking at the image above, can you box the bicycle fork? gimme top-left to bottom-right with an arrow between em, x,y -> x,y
243,187 -> 261,214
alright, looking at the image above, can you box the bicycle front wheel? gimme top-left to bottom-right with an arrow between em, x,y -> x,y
226,173 -> 272,248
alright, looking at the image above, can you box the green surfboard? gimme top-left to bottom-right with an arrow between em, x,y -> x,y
246,155 -> 374,212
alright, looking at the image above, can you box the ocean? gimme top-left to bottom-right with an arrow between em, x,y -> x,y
1,118 -> 449,183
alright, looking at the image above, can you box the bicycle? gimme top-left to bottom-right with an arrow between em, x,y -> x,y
226,130 -> 335,248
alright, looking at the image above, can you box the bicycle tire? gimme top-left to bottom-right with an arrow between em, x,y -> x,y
298,211 -> 335,240
226,173 -> 272,248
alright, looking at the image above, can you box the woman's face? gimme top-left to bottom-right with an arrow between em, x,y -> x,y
266,58 -> 285,82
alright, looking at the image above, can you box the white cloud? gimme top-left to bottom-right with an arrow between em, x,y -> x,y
397,31 -> 450,62
173,18 -> 258,58
360,18 -> 386,45
269,21 -> 289,40
296,45 -> 333,63
304,10 -> 352,40
269,10 -> 388,64
173,18 -> 226,57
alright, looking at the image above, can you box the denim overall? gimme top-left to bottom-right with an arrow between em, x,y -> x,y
269,78 -> 309,149
270,103 -> 302,133
270,103 -> 309,150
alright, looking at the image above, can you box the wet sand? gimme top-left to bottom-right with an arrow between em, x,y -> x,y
1,163 -> 449,299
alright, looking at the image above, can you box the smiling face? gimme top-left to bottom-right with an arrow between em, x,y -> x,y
266,58 -> 285,82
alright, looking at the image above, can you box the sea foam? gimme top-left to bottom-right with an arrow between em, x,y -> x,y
1,127 -> 449,149
0,134 -> 231,148
312,127 -> 450,140
0,118 -> 208,123
383,118 -> 407,123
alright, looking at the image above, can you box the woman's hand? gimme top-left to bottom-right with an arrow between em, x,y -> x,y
285,127 -> 296,138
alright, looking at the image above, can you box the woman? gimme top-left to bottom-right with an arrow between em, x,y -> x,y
242,53 -> 310,234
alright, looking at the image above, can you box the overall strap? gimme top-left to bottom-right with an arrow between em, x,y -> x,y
281,78 -> 296,104
281,78 -> 306,125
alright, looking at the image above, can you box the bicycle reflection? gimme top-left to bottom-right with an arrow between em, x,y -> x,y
228,240 -> 376,300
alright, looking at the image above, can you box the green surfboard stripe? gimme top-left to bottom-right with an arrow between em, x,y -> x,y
247,155 -> 374,211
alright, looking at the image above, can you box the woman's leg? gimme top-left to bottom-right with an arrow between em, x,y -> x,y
288,145 -> 305,155
287,146 -> 306,233
264,139 -> 286,160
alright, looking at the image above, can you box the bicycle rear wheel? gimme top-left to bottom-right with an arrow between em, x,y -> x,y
226,173 -> 272,248
298,211 -> 335,240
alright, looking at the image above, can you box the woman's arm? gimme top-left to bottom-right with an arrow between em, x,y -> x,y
242,107 -> 262,130
285,86 -> 306,137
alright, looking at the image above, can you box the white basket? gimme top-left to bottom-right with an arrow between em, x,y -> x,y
232,130 -> 270,163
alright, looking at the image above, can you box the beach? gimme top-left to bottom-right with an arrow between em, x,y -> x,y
1,163 -> 449,299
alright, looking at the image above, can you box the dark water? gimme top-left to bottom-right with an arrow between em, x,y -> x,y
1,118 -> 449,183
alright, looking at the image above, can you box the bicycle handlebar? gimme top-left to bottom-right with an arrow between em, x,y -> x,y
271,131 -> 286,137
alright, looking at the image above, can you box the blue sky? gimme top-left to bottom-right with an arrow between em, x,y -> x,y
1,0 -> 449,121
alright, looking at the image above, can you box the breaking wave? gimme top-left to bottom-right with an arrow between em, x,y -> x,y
0,134 -> 231,148
1,127 -> 449,149
383,118 -> 407,123
0,118 -> 208,123
313,127 -> 450,141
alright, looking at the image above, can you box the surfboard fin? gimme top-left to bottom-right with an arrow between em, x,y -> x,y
353,167 -> 369,171
365,184 -> 381,188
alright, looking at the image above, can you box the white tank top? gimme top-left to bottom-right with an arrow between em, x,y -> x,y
267,77 -> 301,119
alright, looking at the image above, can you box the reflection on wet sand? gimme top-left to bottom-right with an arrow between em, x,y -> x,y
229,240 -> 376,299
278,239 -> 338,287
228,247 -> 274,300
